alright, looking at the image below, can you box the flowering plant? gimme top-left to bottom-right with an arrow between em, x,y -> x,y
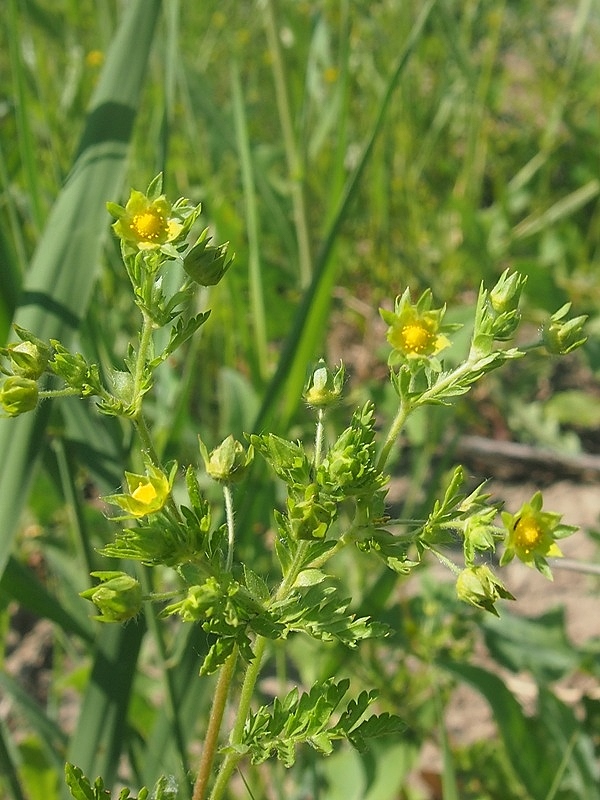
1,177 -> 587,800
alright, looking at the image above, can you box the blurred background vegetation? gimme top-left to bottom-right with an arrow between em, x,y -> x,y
1,1 -> 599,799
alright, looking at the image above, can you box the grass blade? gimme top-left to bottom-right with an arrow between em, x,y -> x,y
0,0 -> 162,581
254,0 -> 440,430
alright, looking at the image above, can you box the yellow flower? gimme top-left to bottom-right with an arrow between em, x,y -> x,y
500,491 -> 577,579
103,461 -> 176,519
380,288 -> 455,362
85,50 -> 104,68
110,190 -> 183,251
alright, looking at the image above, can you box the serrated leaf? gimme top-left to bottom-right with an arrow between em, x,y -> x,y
243,565 -> 271,601
151,310 -> 211,367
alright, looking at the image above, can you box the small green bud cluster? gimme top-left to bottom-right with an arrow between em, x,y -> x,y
252,403 -> 387,545
79,571 -> 143,623
542,302 -> 588,355
0,326 -> 50,416
303,360 -> 345,408
470,269 -> 527,357
199,435 -> 254,483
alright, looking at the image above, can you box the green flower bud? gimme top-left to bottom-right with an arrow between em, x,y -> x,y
199,434 -> 254,483
4,341 -> 50,380
0,376 -> 39,416
80,571 -> 143,622
303,359 -> 345,408
455,565 -> 515,616
489,270 -> 526,315
287,483 -> 336,540
183,230 -> 234,286
542,303 -> 587,355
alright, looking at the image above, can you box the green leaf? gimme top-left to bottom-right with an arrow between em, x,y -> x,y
274,583 -> 389,646
239,679 -> 404,769
482,608 -> 581,682
438,660 -> 557,798
0,555 -> 93,642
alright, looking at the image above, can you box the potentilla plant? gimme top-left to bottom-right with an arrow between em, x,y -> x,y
0,176 -> 586,800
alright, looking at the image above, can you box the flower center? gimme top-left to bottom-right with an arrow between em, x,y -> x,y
132,481 -> 158,505
400,323 -> 435,354
514,516 -> 543,553
132,210 -> 166,241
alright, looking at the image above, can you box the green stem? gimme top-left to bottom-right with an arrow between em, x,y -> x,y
207,391 -> 330,799
133,309 -> 154,411
376,399 -> 411,473
139,567 -> 192,780
38,387 -> 82,399
377,353 -> 489,472
192,649 -> 239,800
207,637 -> 267,800
314,408 -> 325,467
208,535 -> 311,800
429,547 -> 461,576
223,483 -> 235,573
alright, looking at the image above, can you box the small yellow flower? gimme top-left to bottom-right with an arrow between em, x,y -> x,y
103,461 -> 176,519
110,190 -> 183,251
85,50 -> 104,68
380,288 -> 455,362
393,320 -> 438,356
131,480 -> 158,506
323,66 -> 339,83
500,491 -> 577,579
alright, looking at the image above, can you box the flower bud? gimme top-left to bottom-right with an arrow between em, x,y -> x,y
199,435 -> 254,483
456,565 -> 515,616
80,571 -> 142,622
303,359 -> 345,408
4,340 -> 49,380
183,231 -> 233,286
0,376 -> 39,416
542,303 -> 587,355
489,270 -> 526,315
287,483 -> 336,540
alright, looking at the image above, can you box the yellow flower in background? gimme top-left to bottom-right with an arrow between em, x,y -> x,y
85,50 -> 104,68
380,288 -> 456,362
110,190 -> 183,251
500,491 -> 577,579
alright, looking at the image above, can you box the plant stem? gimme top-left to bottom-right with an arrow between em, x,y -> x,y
376,354 -> 490,472
206,391 -> 328,798
376,399 -> 410,473
223,483 -> 235,572
193,649 -> 239,800
314,408 -> 325,467
38,387 -> 82,399
134,310 -> 154,407
207,535 -> 311,800
207,637 -> 267,800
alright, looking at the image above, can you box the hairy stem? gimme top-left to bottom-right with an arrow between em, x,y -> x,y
193,650 -> 239,800
224,483 -> 235,573
207,406 -> 328,798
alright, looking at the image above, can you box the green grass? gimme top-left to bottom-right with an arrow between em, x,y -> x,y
1,2 -> 599,799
